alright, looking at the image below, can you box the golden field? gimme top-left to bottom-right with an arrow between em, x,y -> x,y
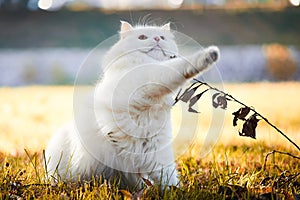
0,82 -> 299,156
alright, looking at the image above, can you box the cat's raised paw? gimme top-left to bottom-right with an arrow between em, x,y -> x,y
206,46 -> 220,63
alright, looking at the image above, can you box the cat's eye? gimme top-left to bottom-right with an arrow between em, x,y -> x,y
138,35 -> 148,40
160,36 -> 165,40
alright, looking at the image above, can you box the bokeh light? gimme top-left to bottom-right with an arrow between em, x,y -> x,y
38,0 -> 52,10
168,0 -> 184,8
289,0 -> 300,6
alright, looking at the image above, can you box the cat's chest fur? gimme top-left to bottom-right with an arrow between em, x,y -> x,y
91,78 -> 175,175
95,75 -> 173,154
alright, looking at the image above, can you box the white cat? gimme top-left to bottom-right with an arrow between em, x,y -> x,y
45,21 -> 220,190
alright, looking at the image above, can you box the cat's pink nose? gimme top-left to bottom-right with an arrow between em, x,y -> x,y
154,36 -> 160,42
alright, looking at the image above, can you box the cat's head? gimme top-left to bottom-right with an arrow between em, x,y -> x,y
118,21 -> 178,61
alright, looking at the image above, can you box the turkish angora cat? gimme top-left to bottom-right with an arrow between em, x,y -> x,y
45,21 -> 220,189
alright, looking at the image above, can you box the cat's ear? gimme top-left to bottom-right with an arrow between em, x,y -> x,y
161,22 -> 171,31
120,21 -> 133,38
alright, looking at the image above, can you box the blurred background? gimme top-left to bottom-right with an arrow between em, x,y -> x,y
0,0 -> 300,85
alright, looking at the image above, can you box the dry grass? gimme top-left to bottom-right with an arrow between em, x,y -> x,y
0,82 -> 299,199
0,87 -> 73,154
0,82 -> 299,155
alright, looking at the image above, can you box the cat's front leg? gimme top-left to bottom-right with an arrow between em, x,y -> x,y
155,46 -> 219,95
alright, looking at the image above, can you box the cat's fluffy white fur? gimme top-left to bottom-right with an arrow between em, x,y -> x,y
45,21 -> 220,189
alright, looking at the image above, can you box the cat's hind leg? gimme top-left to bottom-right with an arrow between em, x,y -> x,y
148,163 -> 180,189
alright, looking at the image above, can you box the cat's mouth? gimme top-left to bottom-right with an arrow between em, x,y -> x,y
140,45 -> 177,60
140,44 -> 169,60
140,45 -> 167,58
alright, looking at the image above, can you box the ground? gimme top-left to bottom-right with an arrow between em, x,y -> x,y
0,82 -> 299,199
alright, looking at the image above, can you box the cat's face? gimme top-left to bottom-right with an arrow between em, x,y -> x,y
119,21 -> 178,61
